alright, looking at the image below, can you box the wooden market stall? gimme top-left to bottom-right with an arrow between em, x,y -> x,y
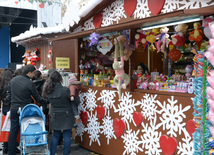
47,1 -> 214,155
12,0 -> 214,154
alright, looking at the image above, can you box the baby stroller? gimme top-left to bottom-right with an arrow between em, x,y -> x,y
19,104 -> 49,155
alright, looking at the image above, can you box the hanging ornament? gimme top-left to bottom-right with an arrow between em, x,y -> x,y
124,0 -> 137,17
168,49 -> 181,61
186,119 -> 196,137
148,0 -> 165,15
93,13 -> 103,28
80,111 -> 88,125
15,1 -> 18,4
39,3 -> 45,8
47,49 -> 52,67
133,112 -> 143,127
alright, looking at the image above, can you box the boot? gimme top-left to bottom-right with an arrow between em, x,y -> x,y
3,142 -> 8,154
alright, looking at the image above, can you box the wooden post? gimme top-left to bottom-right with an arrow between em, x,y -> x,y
129,28 -> 135,92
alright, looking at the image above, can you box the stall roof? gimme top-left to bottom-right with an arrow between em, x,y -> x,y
49,5 -> 214,42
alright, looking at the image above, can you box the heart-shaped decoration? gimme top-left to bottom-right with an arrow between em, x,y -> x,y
133,112 -> 143,127
96,105 -> 105,120
148,0 -> 165,15
124,0 -> 137,17
39,3 -> 45,8
80,111 -> 88,125
15,1 -> 18,4
113,118 -> 126,138
159,135 -> 177,155
186,119 -> 196,137
93,13 -> 102,28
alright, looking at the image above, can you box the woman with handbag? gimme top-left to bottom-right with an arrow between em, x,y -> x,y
0,68 -> 14,154
42,70 -> 76,155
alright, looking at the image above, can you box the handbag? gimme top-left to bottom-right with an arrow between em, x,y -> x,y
0,115 -> 20,142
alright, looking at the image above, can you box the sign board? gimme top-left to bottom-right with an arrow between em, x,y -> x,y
55,57 -> 70,69
97,39 -> 113,55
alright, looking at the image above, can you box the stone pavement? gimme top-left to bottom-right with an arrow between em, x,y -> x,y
0,133 -> 100,155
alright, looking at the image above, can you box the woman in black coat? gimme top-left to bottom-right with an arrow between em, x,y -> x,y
42,70 -> 75,155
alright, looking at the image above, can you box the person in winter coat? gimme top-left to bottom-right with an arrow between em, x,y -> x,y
42,70 -> 75,155
32,70 -> 47,114
7,65 -> 49,155
0,68 -> 14,154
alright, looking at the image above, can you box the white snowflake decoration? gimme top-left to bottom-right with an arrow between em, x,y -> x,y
73,25 -> 83,33
177,134 -> 194,155
141,117 -> 162,155
133,0 -> 151,19
76,122 -> 85,141
156,96 -> 191,137
101,0 -> 127,27
78,92 -> 86,113
84,88 -> 98,111
121,129 -> 143,155
84,113 -> 103,146
114,92 -> 140,128
100,115 -> 116,145
137,93 -> 157,121
82,17 -> 94,31
97,90 -> 116,110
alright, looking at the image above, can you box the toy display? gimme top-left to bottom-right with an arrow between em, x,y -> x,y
189,22 -> 204,50
154,26 -> 170,53
30,49 -> 39,66
112,36 -> 130,100
22,50 -> 32,66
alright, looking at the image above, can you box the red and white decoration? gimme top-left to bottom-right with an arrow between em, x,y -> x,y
76,89 -> 194,155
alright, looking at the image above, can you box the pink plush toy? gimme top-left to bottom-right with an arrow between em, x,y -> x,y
207,87 -> 214,100
154,27 -> 170,53
209,126 -> 214,137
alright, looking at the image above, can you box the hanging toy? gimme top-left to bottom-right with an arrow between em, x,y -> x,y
22,50 -> 31,66
89,32 -> 101,47
189,22 -> 204,50
203,16 -> 214,39
145,28 -> 159,51
135,30 -> 147,49
154,26 -> 170,53
30,48 -> 40,66
112,36 -> 130,101
47,49 -> 52,67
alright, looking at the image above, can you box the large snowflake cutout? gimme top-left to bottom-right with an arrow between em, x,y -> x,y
82,17 -> 94,31
137,93 -> 157,121
84,88 -> 98,111
156,96 -> 191,137
100,115 -> 116,145
114,92 -> 140,129
177,134 -> 194,155
133,0 -> 151,19
101,0 -> 127,27
78,92 -> 86,113
97,90 -> 116,110
84,113 -> 103,146
141,117 -> 162,155
121,129 -> 143,155
76,122 -> 85,141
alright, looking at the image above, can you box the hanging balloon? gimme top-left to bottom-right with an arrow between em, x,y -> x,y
204,27 -> 212,39
168,49 -> 181,61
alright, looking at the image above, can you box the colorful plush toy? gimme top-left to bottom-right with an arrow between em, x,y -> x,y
203,16 -> 214,39
89,32 -> 101,47
22,50 -> 31,66
112,37 -> 130,101
135,31 -> 147,49
189,22 -> 204,50
30,49 -> 39,66
170,24 -> 188,47
154,27 -> 170,53
185,65 -> 192,79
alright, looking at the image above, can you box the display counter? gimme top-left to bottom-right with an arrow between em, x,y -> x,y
76,85 -> 194,155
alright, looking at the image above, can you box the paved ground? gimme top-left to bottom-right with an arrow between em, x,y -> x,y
0,133 -> 100,155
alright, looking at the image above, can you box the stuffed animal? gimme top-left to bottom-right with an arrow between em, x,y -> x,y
30,49 -> 39,66
189,22 -> 204,50
22,51 -> 31,66
89,32 -> 101,47
203,16 -> 214,39
112,37 -> 130,101
154,27 -> 170,53
135,31 -> 147,49
185,65 -> 192,79
110,35 -> 135,61
170,24 -> 188,47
